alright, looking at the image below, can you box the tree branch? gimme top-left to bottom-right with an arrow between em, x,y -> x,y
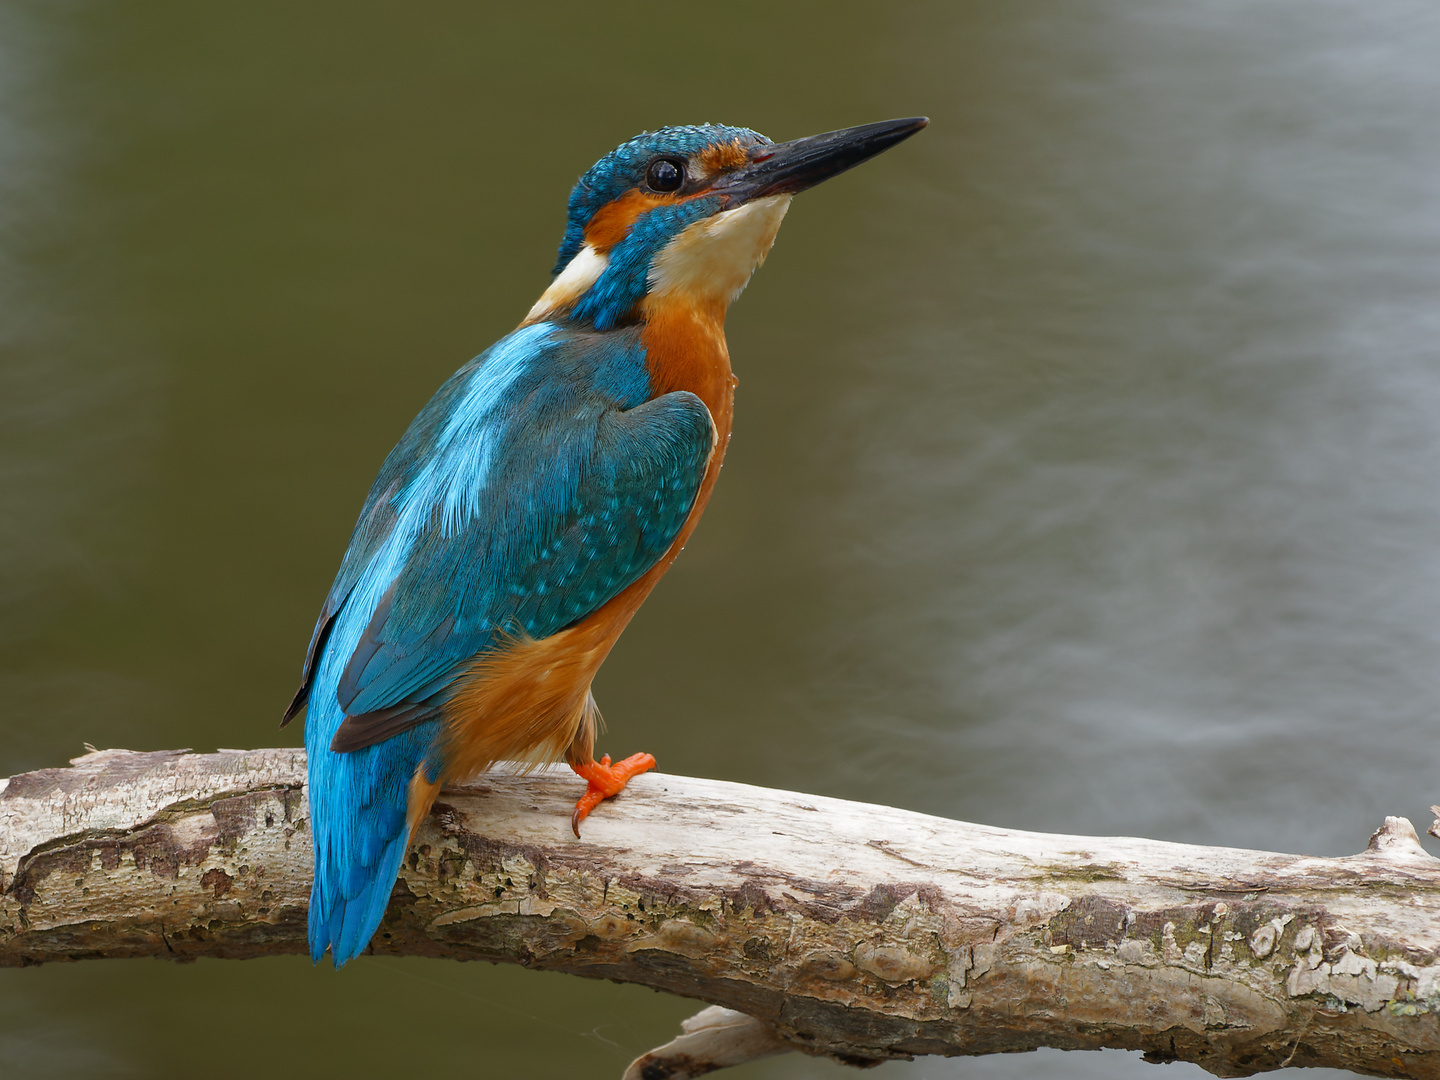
3,748 -> 1438,1078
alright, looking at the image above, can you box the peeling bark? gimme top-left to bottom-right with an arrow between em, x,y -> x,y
3,748 -> 1439,1078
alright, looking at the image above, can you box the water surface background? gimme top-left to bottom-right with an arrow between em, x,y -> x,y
3,2 -> 1439,1077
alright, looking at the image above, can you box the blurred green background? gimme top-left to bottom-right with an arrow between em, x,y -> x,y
4,1 -> 1439,1076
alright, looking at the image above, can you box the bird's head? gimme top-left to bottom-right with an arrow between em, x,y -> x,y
525,118 -> 928,330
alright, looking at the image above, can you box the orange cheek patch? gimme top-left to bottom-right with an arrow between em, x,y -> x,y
698,139 -> 751,175
585,189 -> 676,251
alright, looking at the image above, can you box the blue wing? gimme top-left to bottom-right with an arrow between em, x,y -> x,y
296,321 -> 713,965
328,376 -> 714,747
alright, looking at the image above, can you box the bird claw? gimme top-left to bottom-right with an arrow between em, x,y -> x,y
570,752 -> 656,837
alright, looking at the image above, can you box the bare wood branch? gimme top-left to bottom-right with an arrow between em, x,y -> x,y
3,748 -> 1439,1078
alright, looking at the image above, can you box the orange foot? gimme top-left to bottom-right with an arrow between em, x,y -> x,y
569,752 -> 656,837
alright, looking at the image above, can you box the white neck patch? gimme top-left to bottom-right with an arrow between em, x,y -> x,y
647,195 -> 793,307
525,243 -> 608,323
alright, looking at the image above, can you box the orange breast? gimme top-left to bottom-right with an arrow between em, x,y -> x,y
589,293 -> 736,636
530,294 -> 736,681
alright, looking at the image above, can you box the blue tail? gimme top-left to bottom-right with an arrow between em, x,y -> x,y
305,676 -> 439,967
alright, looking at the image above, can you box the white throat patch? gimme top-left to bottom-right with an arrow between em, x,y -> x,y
647,195 -> 793,307
525,243 -> 608,323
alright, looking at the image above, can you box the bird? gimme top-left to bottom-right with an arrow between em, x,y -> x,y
283,116 -> 928,967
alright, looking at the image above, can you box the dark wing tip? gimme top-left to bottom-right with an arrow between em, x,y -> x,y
329,701 -> 436,753
280,684 -> 307,728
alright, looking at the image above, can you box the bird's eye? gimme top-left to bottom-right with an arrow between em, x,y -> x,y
645,157 -> 686,193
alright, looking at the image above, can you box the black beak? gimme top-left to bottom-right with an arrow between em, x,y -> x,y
710,117 -> 928,205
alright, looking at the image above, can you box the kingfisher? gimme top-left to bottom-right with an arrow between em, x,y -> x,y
283,116 -> 928,966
